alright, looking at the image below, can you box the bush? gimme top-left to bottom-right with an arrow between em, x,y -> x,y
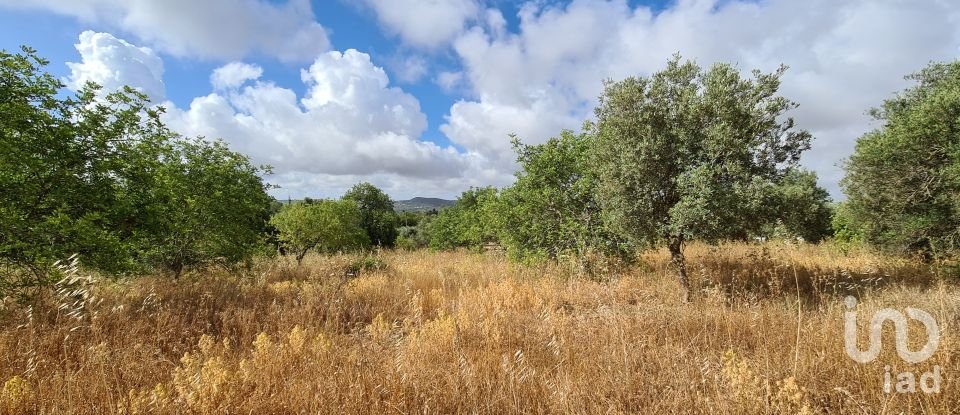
346,256 -> 388,276
428,188 -> 499,250
498,130 -> 633,266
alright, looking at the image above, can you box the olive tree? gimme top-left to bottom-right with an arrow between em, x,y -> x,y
768,168 -> 833,243
592,56 -> 812,301
843,61 -> 960,259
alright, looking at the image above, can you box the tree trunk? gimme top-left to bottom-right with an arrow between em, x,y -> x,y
668,235 -> 692,303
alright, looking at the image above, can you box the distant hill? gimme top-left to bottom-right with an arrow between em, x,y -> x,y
394,197 -> 455,212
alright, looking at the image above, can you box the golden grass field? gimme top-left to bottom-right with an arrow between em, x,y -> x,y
1,242 -> 957,414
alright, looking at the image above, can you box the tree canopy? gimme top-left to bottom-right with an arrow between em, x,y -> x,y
428,187 -> 499,251
0,46 -> 272,288
768,168 -> 833,243
269,200 -> 369,264
592,56 -> 812,301
342,183 -> 399,248
842,60 -> 960,259
498,130 -> 632,267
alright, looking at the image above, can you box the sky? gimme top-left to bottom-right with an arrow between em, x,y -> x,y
1,0 -> 959,200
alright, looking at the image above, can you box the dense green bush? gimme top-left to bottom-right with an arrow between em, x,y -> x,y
764,168 -> 834,243
843,61 -> 960,259
0,47 -> 273,288
497,130 -> 632,265
428,187 -> 499,250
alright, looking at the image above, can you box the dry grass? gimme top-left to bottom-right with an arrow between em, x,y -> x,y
0,242 -> 957,414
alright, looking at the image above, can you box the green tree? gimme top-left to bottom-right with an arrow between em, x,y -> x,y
137,138 -> 273,277
767,168 -> 833,243
395,211 -> 433,250
0,47 -> 163,280
843,61 -> 960,259
499,129 -> 631,265
0,46 -> 274,290
429,187 -> 499,250
592,56 -> 812,301
342,183 -> 399,247
831,201 -> 865,248
270,200 -> 369,264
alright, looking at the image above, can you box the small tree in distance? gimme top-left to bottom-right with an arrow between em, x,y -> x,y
429,187 -> 499,250
342,183 -> 400,248
270,200 -> 369,265
592,56 -> 812,302
769,168 -> 833,243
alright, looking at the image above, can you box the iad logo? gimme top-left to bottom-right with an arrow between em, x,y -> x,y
843,296 -> 941,393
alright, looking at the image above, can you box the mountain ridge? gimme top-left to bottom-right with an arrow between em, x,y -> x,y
394,197 -> 455,212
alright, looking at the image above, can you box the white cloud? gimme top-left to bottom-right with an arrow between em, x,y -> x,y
0,0 -> 330,61
63,32 -> 488,199
435,71 -> 465,92
166,49 -> 469,181
51,1 -> 960,199
444,0 -> 960,197
388,54 -> 430,84
166,50 -> 497,197
66,30 -> 165,102
362,0 -> 481,49
211,62 -> 263,90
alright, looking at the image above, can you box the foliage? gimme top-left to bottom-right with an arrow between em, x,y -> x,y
831,202 -> 864,244
842,60 -> 960,259
397,211 -> 426,228
0,46 -> 272,288
592,55 -> 811,300
428,187 -> 499,250
0,47 -> 161,278
270,200 -> 369,264
345,255 -> 388,276
765,168 -> 833,243
136,138 -> 274,276
498,130 -> 632,266
342,183 -> 400,248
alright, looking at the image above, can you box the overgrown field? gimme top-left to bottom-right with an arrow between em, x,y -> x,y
1,243 -> 957,414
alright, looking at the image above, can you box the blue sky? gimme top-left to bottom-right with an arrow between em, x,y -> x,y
0,0 -> 608,151
1,0 -> 958,199
0,1 -> 449,147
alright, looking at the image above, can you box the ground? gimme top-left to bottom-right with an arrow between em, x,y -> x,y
0,243 -> 956,414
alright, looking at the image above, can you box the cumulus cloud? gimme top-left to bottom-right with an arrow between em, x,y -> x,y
65,31 -> 165,102
211,62 -> 263,90
0,0 -> 330,61
167,49 -> 470,181
65,32 -> 483,199
362,0 -> 481,49
50,1 -> 960,199
444,0 -> 960,197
